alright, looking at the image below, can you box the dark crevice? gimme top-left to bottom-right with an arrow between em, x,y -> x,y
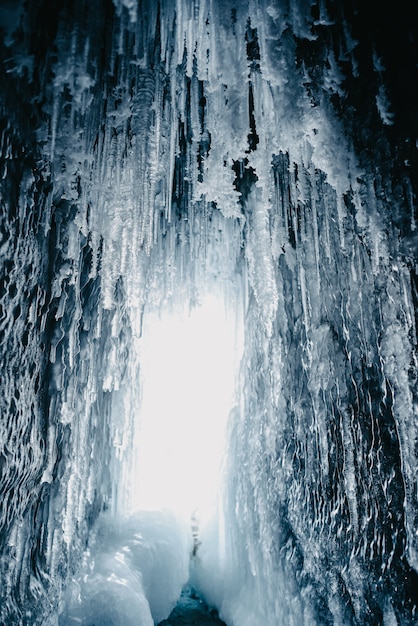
157,586 -> 227,626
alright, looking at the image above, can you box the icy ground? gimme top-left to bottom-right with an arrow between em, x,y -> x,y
59,510 -> 192,626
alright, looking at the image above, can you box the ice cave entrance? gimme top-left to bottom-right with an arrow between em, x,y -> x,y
131,294 -> 242,522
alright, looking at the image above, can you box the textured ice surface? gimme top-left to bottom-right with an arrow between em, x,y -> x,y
59,510 -> 192,625
0,0 -> 417,624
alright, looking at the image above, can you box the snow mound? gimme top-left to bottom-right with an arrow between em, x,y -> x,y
60,510 -> 193,625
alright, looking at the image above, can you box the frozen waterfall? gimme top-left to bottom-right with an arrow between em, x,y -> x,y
0,0 -> 417,624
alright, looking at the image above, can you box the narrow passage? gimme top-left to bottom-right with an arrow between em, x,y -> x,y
157,586 -> 227,626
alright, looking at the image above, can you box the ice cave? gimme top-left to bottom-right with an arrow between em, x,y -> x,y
0,0 -> 417,624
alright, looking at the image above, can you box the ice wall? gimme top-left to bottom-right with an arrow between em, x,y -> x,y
0,0 -> 417,624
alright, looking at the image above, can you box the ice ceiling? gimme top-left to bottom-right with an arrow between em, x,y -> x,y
0,0 -> 417,624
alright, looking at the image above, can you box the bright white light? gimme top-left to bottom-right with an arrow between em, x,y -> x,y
132,294 -> 241,521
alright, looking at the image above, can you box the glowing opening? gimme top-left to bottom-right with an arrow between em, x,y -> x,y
132,294 -> 242,520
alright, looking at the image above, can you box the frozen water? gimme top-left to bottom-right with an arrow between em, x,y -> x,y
60,509 -> 192,625
0,0 -> 417,625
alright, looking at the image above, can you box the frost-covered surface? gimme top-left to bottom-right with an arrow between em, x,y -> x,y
0,0 -> 417,624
